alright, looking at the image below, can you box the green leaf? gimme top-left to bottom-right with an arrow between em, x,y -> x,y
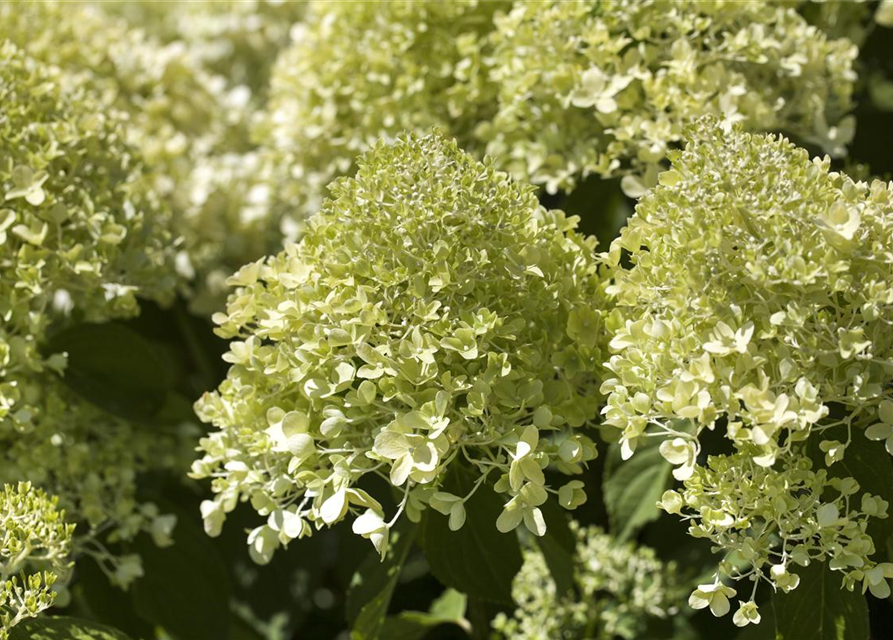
534,499 -> 576,596
773,562 -> 869,640
560,175 -> 631,251
807,425 -> 893,558
131,505 -> 230,640
347,519 -> 417,640
419,465 -> 522,606
43,322 -> 170,423
603,441 -> 672,540
73,556 -> 154,640
9,616 -> 134,640
379,589 -> 471,640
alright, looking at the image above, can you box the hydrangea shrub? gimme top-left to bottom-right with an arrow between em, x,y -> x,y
261,0 -> 858,220
485,0 -> 858,194
3,1 -> 893,638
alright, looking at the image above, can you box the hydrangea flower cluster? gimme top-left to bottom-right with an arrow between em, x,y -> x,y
0,1 -> 273,309
492,524 -> 682,640
99,0 -> 307,99
485,0 -> 858,195
603,118 -> 893,619
603,119 -> 893,474
0,40 -> 175,429
0,376 -> 185,590
260,0 -> 857,221
257,0 -> 508,221
0,41 -> 184,583
660,452 -> 891,626
193,132 -> 606,562
0,482 -> 75,639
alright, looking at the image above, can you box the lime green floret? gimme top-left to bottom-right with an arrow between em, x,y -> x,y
259,0 -> 507,220
0,482 -> 74,639
493,523 -> 682,640
194,131 -> 607,563
603,118 -> 893,624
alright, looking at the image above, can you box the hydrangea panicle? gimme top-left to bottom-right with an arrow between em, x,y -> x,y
492,523 -> 683,640
0,482 -> 75,639
660,452 -> 891,623
193,131 -> 607,561
605,117 -> 893,621
257,0 -> 507,224
486,0 -> 858,194
603,118 -> 893,475
0,40 -> 186,585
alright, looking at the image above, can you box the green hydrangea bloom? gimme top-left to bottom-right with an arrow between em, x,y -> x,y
0,1 -> 267,309
0,40 -> 176,427
0,373 -> 188,589
0,42 -> 185,583
261,0 -> 857,221
493,523 -> 683,640
603,118 -> 893,623
257,0 -> 507,222
603,118 -> 893,474
98,0 -> 307,99
659,452 -> 892,623
0,482 -> 75,639
484,0 -> 858,195
193,132 -> 606,562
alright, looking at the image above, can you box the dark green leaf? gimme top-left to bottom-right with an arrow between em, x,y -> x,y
603,441 -> 672,540
9,616 -> 134,640
131,505 -> 230,640
774,562 -> 869,640
419,466 -> 522,606
807,425 -> 893,559
534,499 -> 576,596
348,520 -> 417,640
380,589 -> 470,640
559,175 -> 632,252
44,322 -> 170,423
73,556 -> 154,640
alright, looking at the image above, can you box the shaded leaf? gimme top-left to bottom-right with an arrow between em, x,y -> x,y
534,499 -> 576,596
348,520 -> 417,640
131,505 -> 230,640
419,465 -> 522,606
43,322 -> 169,423
603,441 -> 672,540
73,555 -> 154,640
380,589 -> 471,640
774,562 -> 869,640
10,616 -> 134,640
